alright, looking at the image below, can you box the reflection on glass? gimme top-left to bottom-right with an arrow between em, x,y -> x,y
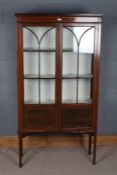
40,80 -> 55,104
24,79 -> 39,104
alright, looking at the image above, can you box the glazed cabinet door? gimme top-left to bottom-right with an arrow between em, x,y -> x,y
61,24 -> 96,130
21,24 -> 57,131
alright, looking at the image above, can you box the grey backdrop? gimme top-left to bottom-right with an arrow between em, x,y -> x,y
0,0 -> 117,135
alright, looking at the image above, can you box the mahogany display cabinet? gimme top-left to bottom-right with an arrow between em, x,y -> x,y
16,14 -> 102,167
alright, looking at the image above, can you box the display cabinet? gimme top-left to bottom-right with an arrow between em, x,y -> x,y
16,14 -> 102,167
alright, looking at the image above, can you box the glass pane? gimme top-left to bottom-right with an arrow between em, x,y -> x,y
79,53 -> 92,75
24,79 -> 39,104
23,26 -> 56,77
62,79 -> 77,103
23,26 -> 56,104
23,27 -> 38,48
62,52 -> 77,77
79,27 -> 94,53
78,79 -> 91,103
62,26 -> 94,104
62,27 -> 94,76
40,80 -> 55,104
40,53 -> 55,77
23,27 -> 56,49
23,52 -> 55,78
63,27 -> 73,49
40,28 -> 55,50
63,27 -> 94,53
23,52 -> 38,77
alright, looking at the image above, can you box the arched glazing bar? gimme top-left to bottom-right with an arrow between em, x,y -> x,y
24,27 -> 55,103
63,26 -> 94,103
78,27 -> 94,47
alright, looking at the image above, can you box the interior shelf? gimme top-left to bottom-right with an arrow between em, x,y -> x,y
24,74 -> 56,79
23,48 -> 75,52
40,100 -> 55,104
24,99 -> 92,104
24,100 -> 39,104
23,48 -> 56,52
62,99 -> 92,104
24,100 -> 55,104
62,74 -> 93,79
24,74 -> 92,79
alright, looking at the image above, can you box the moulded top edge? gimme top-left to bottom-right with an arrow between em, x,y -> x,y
15,14 -> 102,23
15,13 -> 103,17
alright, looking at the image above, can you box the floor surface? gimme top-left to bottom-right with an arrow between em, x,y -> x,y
0,146 -> 117,175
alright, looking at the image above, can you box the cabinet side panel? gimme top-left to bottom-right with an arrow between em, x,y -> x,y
92,23 -> 101,131
17,23 -> 24,132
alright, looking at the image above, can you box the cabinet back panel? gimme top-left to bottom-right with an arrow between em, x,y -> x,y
24,109 -> 56,130
61,108 -> 92,128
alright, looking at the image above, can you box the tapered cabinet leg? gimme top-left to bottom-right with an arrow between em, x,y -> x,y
93,133 -> 97,165
19,133 -> 23,168
88,134 -> 92,155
